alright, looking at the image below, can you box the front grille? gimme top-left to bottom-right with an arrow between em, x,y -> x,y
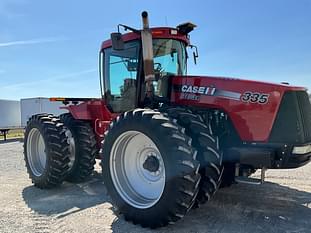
269,91 -> 311,144
297,91 -> 311,142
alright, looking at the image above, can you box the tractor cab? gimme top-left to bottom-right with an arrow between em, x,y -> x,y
99,16 -> 196,113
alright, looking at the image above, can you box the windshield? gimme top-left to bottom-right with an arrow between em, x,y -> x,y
153,39 -> 187,76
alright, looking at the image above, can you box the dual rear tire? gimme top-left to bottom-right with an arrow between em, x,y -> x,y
24,113 -> 97,188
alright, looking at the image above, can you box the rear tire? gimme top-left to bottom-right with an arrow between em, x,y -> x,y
24,114 -> 70,189
164,107 -> 223,207
101,109 -> 200,228
60,113 -> 98,183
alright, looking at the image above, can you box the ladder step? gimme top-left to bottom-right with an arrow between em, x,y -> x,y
235,176 -> 262,185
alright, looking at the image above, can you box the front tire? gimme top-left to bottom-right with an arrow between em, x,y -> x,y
24,114 -> 70,189
101,109 -> 200,228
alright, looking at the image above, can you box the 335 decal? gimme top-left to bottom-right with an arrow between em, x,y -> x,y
241,92 -> 270,104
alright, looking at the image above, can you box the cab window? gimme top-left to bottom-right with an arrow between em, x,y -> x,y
104,41 -> 139,112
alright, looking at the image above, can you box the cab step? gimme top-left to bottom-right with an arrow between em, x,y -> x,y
234,166 -> 267,185
235,176 -> 262,185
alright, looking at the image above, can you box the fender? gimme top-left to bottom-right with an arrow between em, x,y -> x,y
52,99 -> 117,144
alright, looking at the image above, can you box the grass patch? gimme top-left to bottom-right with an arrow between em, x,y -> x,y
0,128 -> 24,140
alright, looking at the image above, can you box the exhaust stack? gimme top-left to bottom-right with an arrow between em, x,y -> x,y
140,11 -> 155,96
142,11 -> 150,29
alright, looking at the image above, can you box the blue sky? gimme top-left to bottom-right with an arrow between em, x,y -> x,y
0,0 -> 310,100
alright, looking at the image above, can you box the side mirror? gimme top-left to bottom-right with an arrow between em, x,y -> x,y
111,32 -> 124,50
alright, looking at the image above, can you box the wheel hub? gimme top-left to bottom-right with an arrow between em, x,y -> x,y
143,155 -> 160,173
26,128 -> 47,176
110,131 -> 166,209
65,129 -> 75,169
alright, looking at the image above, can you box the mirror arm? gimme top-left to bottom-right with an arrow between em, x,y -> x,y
118,24 -> 140,34
193,51 -> 197,65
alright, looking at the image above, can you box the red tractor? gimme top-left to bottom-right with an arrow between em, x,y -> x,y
24,12 -> 311,228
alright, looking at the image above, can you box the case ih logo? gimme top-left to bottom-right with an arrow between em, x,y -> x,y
181,85 -> 216,96
177,84 -> 243,101
179,85 -> 216,100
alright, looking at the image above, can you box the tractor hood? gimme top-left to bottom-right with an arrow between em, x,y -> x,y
170,75 -> 309,142
171,75 -> 306,96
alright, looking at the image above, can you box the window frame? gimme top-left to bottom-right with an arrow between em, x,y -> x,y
104,41 -> 140,96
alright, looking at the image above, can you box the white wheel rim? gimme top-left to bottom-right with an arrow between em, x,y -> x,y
110,131 -> 165,209
65,129 -> 75,169
26,128 -> 47,176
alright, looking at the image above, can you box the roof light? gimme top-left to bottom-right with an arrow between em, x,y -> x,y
170,29 -> 178,35
152,30 -> 164,35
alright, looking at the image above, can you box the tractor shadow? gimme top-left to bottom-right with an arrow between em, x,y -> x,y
22,171 -> 311,233
22,171 -> 111,218
110,182 -> 311,233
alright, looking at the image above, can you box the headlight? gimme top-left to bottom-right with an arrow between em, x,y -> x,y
292,144 -> 311,154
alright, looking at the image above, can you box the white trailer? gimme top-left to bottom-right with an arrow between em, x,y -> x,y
0,99 -> 21,140
20,98 -> 68,127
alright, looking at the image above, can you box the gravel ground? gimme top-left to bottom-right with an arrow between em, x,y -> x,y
1,141 -> 311,233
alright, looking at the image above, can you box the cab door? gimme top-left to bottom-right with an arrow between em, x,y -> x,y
101,41 -> 140,113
